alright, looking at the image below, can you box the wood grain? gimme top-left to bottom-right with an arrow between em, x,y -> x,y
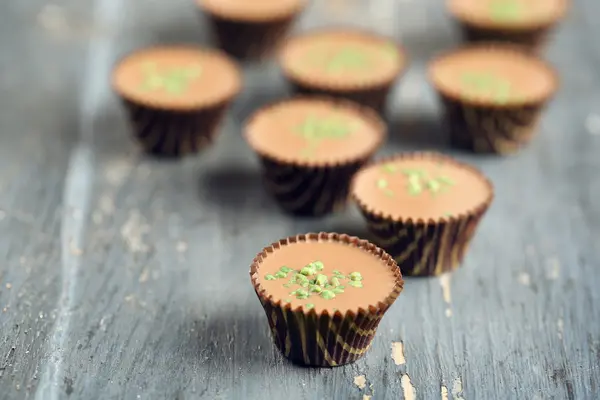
0,0 -> 599,399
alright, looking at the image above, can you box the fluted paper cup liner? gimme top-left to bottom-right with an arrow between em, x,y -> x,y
250,232 -> 404,367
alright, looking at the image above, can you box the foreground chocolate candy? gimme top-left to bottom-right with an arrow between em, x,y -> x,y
250,232 -> 404,367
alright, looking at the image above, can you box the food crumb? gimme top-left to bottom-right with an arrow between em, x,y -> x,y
391,341 -> 406,365
6,283 -> 12,289
353,375 -> 367,390
441,385 -> 449,400
452,377 -> 465,400
401,374 -> 416,400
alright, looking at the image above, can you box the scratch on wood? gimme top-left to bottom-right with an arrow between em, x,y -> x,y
439,273 -> 452,317
353,375 -> 367,390
391,341 -> 406,365
401,374 -> 416,400
441,385 -> 449,400
557,318 -> 564,339
546,257 -> 561,280
452,377 -> 465,400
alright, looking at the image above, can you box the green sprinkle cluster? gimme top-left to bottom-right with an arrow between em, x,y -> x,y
307,45 -> 370,74
264,261 -> 364,307
460,72 -> 513,104
489,0 -> 523,22
377,164 -> 455,197
139,62 -> 202,94
295,115 -> 356,157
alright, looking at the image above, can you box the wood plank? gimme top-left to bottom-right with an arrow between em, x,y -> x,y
0,0 -> 599,399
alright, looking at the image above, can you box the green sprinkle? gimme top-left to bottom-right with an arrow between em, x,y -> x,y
437,176 -> 455,185
274,271 -> 288,279
332,308 -> 338,312
489,0 -> 523,22
444,212 -> 453,217
332,270 -> 342,275
348,280 -> 363,288
309,285 -> 323,293
139,63 -> 202,95
283,283 -> 292,288
300,266 -> 316,276
312,261 -> 324,271
280,266 -> 292,273
295,274 -> 309,284
294,115 -> 355,156
377,178 -> 389,189
349,272 -> 363,281
265,274 -> 276,281
284,298 -> 291,303
330,277 -> 341,287
305,303 -> 315,310
315,274 -> 328,286
332,287 -> 345,294
338,285 -> 345,289
382,163 -> 397,173
427,179 -> 442,193
321,290 -> 336,300
402,169 -> 425,176
295,289 -> 309,299
408,182 -> 423,196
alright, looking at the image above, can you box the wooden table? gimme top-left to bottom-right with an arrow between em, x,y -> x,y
1,0 -> 599,399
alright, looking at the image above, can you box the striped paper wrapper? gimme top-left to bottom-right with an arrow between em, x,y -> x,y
250,233 -> 404,367
121,99 -> 230,157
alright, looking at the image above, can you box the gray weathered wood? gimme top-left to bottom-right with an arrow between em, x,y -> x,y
1,0 -> 599,399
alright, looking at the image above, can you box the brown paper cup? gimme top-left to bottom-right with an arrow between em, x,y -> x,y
120,99 -> 231,157
250,232 -> 404,367
457,23 -> 553,54
198,0 -> 308,61
112,46 -> 242,158
352,152 -> 494,277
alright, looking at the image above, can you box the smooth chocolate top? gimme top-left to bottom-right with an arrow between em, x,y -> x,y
448,0 -> 568,28
429,46 -> 557,105
112,46 -> 241,109
352,155 -> 492,221
244,98 -> 384,165
256,239 -> 397,313
279,30 -> 405,89
198,0 -> 306,21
